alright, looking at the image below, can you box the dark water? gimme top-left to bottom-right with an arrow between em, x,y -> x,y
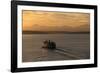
22,34 -> 90,62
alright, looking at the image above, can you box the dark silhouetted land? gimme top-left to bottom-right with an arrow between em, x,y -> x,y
23,31 -> 90,34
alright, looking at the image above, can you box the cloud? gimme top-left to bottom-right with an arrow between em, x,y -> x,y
22,10 -> 90,32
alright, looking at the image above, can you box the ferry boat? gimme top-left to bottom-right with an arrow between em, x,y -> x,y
42,40 -> 56,49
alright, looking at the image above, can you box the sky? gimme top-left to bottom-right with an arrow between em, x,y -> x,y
22,10 -> 90,32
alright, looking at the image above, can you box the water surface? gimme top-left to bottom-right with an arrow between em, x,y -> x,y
22,34 -> 90,62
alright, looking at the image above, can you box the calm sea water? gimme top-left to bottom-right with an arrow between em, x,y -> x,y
22,34 -> 90,62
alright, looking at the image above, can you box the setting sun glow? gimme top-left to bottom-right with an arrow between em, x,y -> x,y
22,10 -> 90,32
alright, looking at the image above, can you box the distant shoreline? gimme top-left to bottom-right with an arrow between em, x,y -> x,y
23,31 -> 90,34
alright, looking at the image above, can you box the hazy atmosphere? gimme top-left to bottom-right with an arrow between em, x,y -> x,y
22,10 -> 90,32
22,10 -> 90,62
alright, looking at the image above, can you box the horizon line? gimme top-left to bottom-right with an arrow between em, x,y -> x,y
22,31 -> 90,34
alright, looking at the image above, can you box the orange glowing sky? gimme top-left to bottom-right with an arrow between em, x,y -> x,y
22,10 -> 90,32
